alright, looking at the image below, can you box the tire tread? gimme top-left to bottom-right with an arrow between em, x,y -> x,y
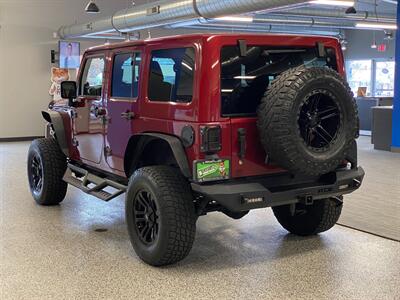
28,138 -> 67,205
257,66 -> 358,176
127,166 -> 196,266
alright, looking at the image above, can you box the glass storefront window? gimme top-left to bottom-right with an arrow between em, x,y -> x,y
346,60 -> 372,96
375,61 -> 395,97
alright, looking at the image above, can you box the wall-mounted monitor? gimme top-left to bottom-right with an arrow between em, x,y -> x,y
59,41 -> 80,69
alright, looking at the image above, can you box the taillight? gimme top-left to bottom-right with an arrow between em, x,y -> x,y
200,126 -> 221,153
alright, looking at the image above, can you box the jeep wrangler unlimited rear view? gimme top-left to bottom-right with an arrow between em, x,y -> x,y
28,34 -> 364,266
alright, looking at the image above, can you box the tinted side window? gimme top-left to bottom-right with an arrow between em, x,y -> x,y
111,53 -> 141,98
80,57 -> 105,97
148,48 -> 195,103
112,53 -> 132,98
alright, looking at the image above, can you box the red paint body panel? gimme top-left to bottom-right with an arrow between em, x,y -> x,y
52,34 -> 344,180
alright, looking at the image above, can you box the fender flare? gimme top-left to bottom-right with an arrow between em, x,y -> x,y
124,133 -> 191,178
41,110 -> 69,157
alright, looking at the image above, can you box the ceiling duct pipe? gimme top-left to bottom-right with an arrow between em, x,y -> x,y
182,23 -> 340,36
381,0 -> 397,5
167,13 -> 396,31
58,0 -> 318,39
267,7 -> 396,22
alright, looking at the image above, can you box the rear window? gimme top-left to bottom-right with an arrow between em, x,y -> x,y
220,46 -> 338,116
148,47 -> 195,103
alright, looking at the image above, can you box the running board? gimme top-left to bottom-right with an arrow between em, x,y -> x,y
63,163 -> 127,201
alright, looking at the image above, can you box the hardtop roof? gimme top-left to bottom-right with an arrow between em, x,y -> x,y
85,33 -> 339,53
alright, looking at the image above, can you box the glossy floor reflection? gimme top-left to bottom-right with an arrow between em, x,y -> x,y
1,141 -> 399,299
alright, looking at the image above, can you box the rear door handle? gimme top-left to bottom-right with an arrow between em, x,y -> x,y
121,111 -> 135,120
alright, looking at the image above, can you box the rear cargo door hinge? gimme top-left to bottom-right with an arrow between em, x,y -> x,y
238,128 -> 246,159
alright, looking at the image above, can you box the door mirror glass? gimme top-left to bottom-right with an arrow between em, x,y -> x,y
61,81 -> 77,100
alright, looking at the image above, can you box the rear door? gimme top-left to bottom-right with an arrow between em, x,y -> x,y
220,43 -> 339,178
104,48 -> 142,173
220,45 -> 280,178
72,54 -> 106,164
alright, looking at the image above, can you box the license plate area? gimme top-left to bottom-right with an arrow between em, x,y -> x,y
193,159 -> 230,182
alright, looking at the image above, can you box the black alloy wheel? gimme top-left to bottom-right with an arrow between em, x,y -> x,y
133,190 -> 159,245
298,89 -> 341,151
29,153 -> 44,195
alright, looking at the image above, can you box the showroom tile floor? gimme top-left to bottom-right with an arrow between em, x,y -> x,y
339,136 -> 400,240
1,141 -> 399,299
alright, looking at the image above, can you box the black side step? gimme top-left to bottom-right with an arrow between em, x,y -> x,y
63,164 -> 127,201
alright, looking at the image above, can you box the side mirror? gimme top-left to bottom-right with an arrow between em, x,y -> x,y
61,81 -> 77,106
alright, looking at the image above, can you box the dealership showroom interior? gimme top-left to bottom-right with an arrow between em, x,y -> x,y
1,0 -> 400,299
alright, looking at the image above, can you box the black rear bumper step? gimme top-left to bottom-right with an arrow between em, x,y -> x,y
63,164 -> 126,201
191,167 -> 365,212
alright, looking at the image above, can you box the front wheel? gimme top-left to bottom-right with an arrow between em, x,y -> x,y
272,197 -> 343,236
27,138 -> 68,205
125,166 -> 196,266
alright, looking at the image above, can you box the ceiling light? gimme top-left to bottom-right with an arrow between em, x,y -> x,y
215,16 -> 253,22
234,76 -> 256,80
371,31 -> 377,48
309,0 -> 355,6
356,22 -> 397,30
85,0 -> 100,14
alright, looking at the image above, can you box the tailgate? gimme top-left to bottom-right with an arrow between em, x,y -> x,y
230,117 -> 285,178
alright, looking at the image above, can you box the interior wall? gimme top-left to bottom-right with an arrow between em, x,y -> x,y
0,0 -> 209,139
344,29 -> 396,60
0,0 -> 128,138
1,0 -> 395,138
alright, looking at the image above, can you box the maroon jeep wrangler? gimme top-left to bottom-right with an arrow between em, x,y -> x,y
28,34 -> 364,266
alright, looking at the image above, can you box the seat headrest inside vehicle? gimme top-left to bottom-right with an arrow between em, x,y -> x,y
150,60 -> 164,81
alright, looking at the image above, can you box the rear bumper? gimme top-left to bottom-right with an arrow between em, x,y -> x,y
191,167 -> 365,212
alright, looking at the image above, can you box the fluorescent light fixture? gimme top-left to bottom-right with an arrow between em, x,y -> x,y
215,16 -> 253,22
309,0 -> 355,6
234,76 -> 257,80
356,22 -> 397,30
221,89 -> 234,93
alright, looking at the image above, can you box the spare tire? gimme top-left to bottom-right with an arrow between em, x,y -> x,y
257,66 -> 358,176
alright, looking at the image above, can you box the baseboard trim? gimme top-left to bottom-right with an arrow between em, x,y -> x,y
0,136 -> 44,142
391,146 -> 400,153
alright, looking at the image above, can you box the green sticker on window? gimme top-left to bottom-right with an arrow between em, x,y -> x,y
195,159 -> 230,182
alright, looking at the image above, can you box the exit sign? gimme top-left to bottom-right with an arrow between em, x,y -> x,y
377,44 -> 387,52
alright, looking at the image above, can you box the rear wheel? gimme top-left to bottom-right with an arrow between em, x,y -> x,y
27,138 -> 68,205
272,197 -> 343,236
125,166 -> 196,266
